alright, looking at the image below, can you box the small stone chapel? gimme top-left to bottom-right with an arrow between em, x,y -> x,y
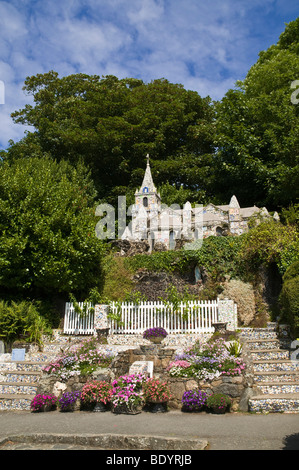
121,155 -> 276,251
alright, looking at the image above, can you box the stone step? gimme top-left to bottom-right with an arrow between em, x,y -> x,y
249,393 -> 299,413
0,361 -> 47,372
243,338 -> 280,350
0,382 -> 38,395
0,394 -> 33,411
240,328 -> 277,340
252,359 -> 299,373
249,349 -> 290,360
26,354 -> 58,364
39,342 -> 69,353
0,371 -> 42,384
253,370 -> 299,383
255,382 -> 299,395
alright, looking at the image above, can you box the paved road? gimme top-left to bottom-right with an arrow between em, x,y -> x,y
0,410 -> 298,451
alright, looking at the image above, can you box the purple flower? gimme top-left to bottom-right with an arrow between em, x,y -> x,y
181,390 -> 207,411
143,327 -> 168,339
59,391 -> 81,410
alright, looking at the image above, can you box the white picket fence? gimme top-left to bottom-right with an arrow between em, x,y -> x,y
63,302 -> 95,335
64,300 -> 219,335
109,300 -> 218,334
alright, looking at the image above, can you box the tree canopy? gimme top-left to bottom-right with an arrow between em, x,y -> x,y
6,75 -> 215,206
214,17 -> 299,210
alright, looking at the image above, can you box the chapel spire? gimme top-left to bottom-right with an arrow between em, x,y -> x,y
139,154 -> 156,193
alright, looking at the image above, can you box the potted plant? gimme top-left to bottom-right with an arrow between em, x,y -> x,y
206,393 -> 232,414
30,394 -> 58,412
112,373 -> 146,392
111,373 -> 146,414
80,380 -> 113,411
143,327 -> 168,344
58,391 -> 81,412
181,389 -> 207,412
142,378 -> 172,413
112,386 -> 144,414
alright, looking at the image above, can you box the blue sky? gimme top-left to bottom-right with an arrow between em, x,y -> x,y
0,0 -> 298,151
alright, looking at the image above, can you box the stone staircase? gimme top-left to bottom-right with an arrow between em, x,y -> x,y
0,334 -> 74,411
240,323 -> 299,413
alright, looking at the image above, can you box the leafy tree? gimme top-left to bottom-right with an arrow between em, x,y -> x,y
214,17 -> 299,209
0,156 -> 105,302
4,74 -> 215,206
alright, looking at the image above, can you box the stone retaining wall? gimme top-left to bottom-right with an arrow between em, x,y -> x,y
38,342 -> 250,412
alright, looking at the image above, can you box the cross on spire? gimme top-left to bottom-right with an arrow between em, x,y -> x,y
136,154 -> 157,194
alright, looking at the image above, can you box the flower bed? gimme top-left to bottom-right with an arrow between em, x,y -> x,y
166,337 -> 245,381
42,337 -> 115,381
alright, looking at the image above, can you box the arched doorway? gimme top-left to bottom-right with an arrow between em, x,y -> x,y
169,230 -> 176,250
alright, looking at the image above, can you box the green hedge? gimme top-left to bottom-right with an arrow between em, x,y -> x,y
125,236 -> 244,280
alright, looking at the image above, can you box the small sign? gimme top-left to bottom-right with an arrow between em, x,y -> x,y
129,361 -> 153,378
11,348 -> 26,361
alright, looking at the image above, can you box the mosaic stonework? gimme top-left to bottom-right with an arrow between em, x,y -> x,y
217,298 -> 237,331
94,305 -> 109,330
121,156 -> 278,250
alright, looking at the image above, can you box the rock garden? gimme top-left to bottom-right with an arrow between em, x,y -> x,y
34,327 -> 248,415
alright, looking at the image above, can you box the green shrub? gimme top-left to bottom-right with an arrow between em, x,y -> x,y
282,261 -> 299,282
240,220 -> 299,276
279,275 -> 299,337
0,300 -> 52,351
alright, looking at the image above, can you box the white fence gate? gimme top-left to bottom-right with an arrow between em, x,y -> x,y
64,300 -> 220,335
